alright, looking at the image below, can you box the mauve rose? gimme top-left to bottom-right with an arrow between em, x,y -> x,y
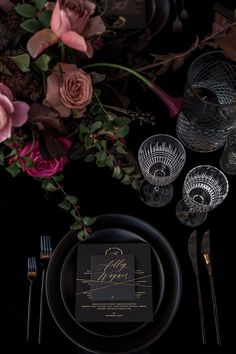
19,137 -> 72,178
43,63 -> 93,118
51,0 -> 105,57
0,83 -> 29,143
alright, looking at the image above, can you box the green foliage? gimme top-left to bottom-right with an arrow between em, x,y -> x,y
21,19 -> 42,33
15,4 -> 38,18
10,53 -> 30,72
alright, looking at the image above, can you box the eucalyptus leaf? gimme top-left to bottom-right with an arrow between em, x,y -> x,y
65,195 -> 78,205
10,53 -> 30,72
90,121 -> 103,133
70,221 -> 84,231
82,216 -> 97,226
112,165 -> 122,179
115,126 -> 129,138
113,116 -> 131,127
58,199 -> 71,211
96,150 -> 107,162
6,163 -> 21,177
84,154 -> 94,162
33,54 -> 51,71
121,174 -> 130,185
70,209 -> 81,221
0,62 -> 12,75
77,229 -> 89,240
35,0 -> 46,11
20,18 -> 42,33
15,4 -> 37,18
115,145 -> 127,154
105,155 -> 114,168
38,11 -> 51,27
45,181 -> 57,192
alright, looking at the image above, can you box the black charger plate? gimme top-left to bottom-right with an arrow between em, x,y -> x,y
60,228 -> 165,337
46,214 -> 182,354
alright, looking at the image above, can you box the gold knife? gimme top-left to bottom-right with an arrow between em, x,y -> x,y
188,230 -> 206,345
201,230 -> 221,346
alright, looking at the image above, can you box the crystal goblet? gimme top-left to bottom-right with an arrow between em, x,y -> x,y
138,134 -> 186,207
176,165 -> 229,227
176,50 -> 236,152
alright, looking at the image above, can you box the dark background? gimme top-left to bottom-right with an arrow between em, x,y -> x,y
1,1 -> 234,353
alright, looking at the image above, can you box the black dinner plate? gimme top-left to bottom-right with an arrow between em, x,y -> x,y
60,228 -> 165,338
46,214 -> 182,354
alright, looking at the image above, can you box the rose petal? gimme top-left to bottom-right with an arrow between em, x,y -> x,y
61,31 -> 88,54
43,73 -> 70,116
51,2 -> 71,36
83,16 -> 106,38
27,28 -> 58,59
44,72 -> 61,107
0,93 -> 14,114
0,116 -> 12,142
11,101 -> 30,127
0,104 -> 8,129
0,0 -> 14,12
0,83 -> 13,101
84,0 -> 96,15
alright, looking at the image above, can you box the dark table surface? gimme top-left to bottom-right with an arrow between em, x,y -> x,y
1,1 -> 234,353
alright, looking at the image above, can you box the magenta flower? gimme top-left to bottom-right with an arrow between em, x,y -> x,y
19,137 -> 72,178
0,83 -> 30,143
27,0 -> 105,59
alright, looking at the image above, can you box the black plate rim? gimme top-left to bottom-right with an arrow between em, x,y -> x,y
46,213 -> 182,354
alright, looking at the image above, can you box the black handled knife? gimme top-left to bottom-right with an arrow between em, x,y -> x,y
201,230 -> 221,346
188,229 -> 206,345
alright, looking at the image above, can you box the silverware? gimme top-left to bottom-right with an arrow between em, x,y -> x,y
38,235 -> 52,344
26,257 -> 37,341
201,230 -> 221,346
172,0 -> 183,32
188,230 -> 206,345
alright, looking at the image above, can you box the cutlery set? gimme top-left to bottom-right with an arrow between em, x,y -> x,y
188,230 -> 221,346
26,235 -> 52,343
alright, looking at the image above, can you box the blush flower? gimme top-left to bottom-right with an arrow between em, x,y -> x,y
19,137 -> 72,178
51,0 -> 105,57
27,0 -> 105,59
43,63 -> 93,118
0,83 -> 30,143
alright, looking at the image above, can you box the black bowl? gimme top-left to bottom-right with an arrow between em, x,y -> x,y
60,228 -> 165,338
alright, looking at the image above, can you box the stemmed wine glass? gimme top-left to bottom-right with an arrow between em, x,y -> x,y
176,165 -> 229,227
138,134 -> 186,207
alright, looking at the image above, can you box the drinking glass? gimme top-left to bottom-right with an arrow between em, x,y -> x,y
176,165 -> 229,227
138,134 -> 186,207
176,50 -> 236,152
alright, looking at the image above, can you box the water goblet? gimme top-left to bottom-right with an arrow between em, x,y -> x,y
176,165 -> 229,227
176,50 -> 236,152
138,134 -> 186,207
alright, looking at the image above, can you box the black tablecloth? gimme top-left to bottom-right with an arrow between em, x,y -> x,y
1,1 -> 234,353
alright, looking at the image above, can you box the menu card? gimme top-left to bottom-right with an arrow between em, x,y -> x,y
75,243 -> 153,322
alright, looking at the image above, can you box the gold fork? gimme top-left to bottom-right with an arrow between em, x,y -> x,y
38,235 -> 52,344
27,257 -> 37,341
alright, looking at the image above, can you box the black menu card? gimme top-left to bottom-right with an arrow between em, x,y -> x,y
75,243 -> 153,322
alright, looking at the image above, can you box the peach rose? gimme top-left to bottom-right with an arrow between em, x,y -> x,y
0,83 -> 29,143
43,63 -> 93,118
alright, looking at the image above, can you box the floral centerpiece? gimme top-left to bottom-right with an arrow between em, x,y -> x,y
0,0 -> 185,238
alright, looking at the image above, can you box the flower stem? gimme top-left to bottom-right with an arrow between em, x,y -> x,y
84,62 -> 183,118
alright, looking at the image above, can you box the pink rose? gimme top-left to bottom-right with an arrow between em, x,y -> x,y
51,0 -> 105,57
0,83 -> 29,143
27,0 -> 105,59
19,137 -> 72,178
43,63 -> 93,117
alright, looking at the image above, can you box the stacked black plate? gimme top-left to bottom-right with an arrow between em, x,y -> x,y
46,214 -> 182,354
